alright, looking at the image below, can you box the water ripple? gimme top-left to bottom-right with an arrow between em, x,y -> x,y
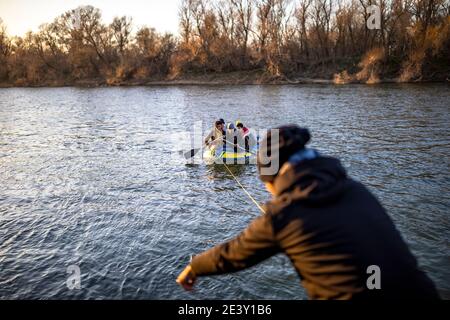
0,85 -> 449,299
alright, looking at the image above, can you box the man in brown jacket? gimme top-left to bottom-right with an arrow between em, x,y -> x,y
177,125 -> 439,299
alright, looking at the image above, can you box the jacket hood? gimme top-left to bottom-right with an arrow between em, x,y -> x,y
272,155 -> 348,205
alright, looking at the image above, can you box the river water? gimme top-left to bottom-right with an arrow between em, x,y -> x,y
0,85 -> 449,299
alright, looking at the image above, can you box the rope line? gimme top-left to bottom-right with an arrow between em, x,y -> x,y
222,139 -> 257,155
223,162 -> 266,215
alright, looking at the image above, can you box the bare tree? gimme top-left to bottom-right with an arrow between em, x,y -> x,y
110,16 -> 133,57
295,0 -> 312,59
0,18 -> 11,80
180,0 -> 195,44
231,0 -> 254,59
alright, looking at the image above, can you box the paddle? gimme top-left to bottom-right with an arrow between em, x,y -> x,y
180,140 -> 213,159
180,147 -> 202,159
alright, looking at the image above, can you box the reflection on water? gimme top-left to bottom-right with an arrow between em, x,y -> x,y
206,164 -> 250,180
0,84 -> 449,299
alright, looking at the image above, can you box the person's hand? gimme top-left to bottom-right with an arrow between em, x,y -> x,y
176,265 -> 197,291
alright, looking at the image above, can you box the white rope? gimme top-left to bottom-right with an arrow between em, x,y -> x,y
223,162 -> 266,215
207,135 -> 264,214
222,138 -> 257,155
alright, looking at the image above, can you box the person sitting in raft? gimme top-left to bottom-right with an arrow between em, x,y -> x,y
177,125 -> 440,299
225,123 -> 238,153
204,120 -> 225,152
235,120 -> 249,136
226,122 -> 236,132
236,120 -> 255,153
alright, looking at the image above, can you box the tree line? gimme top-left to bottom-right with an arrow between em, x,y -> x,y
0,0 -> 449,86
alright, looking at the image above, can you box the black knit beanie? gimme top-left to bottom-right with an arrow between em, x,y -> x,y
257,125 -> 311,183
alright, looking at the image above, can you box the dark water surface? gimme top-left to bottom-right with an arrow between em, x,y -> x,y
0,85 -> 449,299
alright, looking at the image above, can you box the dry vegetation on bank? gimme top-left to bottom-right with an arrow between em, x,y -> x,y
0,0 -> 449,87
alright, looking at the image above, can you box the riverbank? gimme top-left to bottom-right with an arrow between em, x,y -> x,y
0,70 -> 449,88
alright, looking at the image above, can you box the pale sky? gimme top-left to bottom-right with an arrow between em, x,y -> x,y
0,0 -> 181,36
